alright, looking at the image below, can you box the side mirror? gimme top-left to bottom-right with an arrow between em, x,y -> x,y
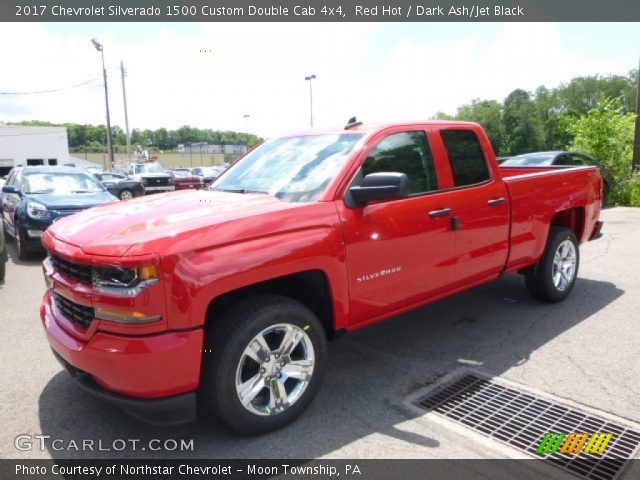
2,185 -> 18,194
349,172 -> 410,206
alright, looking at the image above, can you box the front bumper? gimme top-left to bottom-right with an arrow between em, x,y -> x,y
144,186 -> 175,192
41,290 -> 203,425
51,349 -> 196,426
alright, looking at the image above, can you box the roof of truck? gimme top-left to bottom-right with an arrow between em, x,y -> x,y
284,120 -> 480,138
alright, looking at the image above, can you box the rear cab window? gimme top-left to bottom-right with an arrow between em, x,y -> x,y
440,129 -> 490,187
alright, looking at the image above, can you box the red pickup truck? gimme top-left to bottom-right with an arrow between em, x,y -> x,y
40,120 -> 603,434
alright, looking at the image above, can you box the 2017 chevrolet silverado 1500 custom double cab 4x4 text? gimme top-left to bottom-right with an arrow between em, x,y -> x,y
40,120 -> 603,434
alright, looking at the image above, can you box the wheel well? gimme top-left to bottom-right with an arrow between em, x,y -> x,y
551,207 -> 585,240
205,270 -> 336,339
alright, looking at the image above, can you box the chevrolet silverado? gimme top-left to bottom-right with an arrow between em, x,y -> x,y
40,120 -> 603,434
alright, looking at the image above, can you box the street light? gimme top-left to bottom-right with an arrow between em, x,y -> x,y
243,114 -> 251,134
91,38 -> 115,170
305,74 -> 316,127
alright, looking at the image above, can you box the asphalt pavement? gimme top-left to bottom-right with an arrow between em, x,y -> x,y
1,207 -> 639,475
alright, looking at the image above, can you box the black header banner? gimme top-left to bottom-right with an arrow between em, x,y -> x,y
2,0 -> 640,22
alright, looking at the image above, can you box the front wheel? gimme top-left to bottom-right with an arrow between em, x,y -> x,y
15,223 -> 31,261
200,295 -> 327,435
525,226 -> 579,302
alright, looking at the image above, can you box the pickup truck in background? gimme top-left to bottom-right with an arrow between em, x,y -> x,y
126,161 -> 175,193
40,120 -> 603,434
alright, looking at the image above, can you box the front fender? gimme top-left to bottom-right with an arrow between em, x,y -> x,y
162,225 -> 349,331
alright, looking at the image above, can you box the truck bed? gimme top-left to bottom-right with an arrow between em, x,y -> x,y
500,164 -> 602,272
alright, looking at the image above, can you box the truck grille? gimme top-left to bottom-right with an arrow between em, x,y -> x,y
50,255 -> 92,284
53,293 -> 94,329
144,177 -> 170,187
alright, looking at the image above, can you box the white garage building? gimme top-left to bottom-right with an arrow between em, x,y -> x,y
0,124 -> 70,176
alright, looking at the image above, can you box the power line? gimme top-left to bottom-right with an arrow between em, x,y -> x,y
0,76 -> 101,95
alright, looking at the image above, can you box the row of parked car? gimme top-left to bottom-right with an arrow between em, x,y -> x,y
0,162 -> 229,264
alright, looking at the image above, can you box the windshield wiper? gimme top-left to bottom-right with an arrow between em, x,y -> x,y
213,188 -> 268,194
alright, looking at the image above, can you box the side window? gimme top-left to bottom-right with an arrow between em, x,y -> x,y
361,131 -> 438,195
440,130 -> 490,186
570,153 -> 593,166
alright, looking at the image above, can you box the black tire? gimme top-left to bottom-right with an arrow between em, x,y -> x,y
525,226 -> 579,302
119,189 -> 134,200
0,246 -> 5,283
602,182 -> 610,208
3,220 -> 12,243
14,222 -> 31,261
200,294 -> 327,435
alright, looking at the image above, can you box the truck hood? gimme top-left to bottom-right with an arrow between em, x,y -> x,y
46,189 -> 307,256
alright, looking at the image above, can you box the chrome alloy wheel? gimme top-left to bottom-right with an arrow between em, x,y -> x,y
235,323 -> 315,416
552,239 -> 577,291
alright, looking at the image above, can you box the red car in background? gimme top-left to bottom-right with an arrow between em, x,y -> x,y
169,169 -> 203,190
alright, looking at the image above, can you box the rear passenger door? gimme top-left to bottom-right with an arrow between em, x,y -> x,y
437,129 -> 511,286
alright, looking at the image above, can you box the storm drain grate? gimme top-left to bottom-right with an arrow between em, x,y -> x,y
416,374 -> 640,480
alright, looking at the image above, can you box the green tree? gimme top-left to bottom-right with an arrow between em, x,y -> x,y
533,86 -> 571,150
503,89 -> 542,155
455,99 -> 505,155
567,98 -> 637,205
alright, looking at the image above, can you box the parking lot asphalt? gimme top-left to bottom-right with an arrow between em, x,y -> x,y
1,207 -> 639,471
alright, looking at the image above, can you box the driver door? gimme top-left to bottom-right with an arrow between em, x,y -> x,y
337,129 -> 458,327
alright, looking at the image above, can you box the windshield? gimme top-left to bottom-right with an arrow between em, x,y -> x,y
212,133 -> 364,202
172,170 -> 190,178
501,154 -> 556,166
135,163 -> 166,174
23,172 -> 106,194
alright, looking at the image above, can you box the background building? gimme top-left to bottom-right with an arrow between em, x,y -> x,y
0,124 -> 70,176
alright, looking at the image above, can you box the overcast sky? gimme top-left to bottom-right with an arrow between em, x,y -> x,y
0,22 -> 637,138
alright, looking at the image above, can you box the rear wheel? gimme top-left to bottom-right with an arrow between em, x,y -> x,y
525,226 -> 579,302
602,182 -> 610,208
200,295 -> 327,435
119,189 -> 134,200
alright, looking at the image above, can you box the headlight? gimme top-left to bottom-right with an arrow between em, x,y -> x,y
27,202 -> 50,219
93,265 -> 158,296
167,177 -> 174,184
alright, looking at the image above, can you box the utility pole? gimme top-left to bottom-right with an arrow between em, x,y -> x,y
633,58 -> 640,171
91,38 -> 114,170
305,74 -> 316,127
121,61 -> 132,162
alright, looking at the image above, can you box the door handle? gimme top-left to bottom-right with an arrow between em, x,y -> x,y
487,197 -> 506,206
428,208 -> 452,218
